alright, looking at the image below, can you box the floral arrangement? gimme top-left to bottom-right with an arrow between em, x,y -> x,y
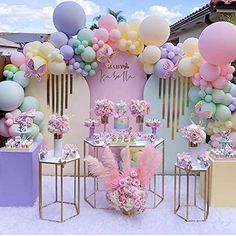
84,119 -> 100,128
94,99 -> 115,117
181,123 -> 206,144
114,100 -> 128,118
63,144 -> 78,159
145,118 -> 161,129
39,146 -> 48,160
85,144 -> 161,215
177,152 -> 192,170
197,152 -> 209,168
5,136 -> 33,149
129,99 -> 151,117
48,114 -> 70,135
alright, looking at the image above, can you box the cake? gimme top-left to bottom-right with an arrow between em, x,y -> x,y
114,117 -> 129,130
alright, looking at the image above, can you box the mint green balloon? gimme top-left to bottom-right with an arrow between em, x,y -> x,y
81,46 -> 96,63
20,96 -> 40,112
205,87 -> 212,95
34,133 -> 44,142
77,28 -> 94,45
205,94 -> 212,103
222,93 -> 233,106
198,90 -> 206,99
77,45 -> 85,53
30,123 -> 40,138
84,64 -> 91,72
189,86 -> 201,103
73,39 -> 81,47
13,71 -> 30,88
81,40 -> 89,47
212,89 -> 225,104
224,81 -> 233,93
39,123 -> 44,132
91,62 -> 98,69
33,111 -> 44,126
201,101 -> 216,115
215,104 -> 231,122
89,69 -> 96,77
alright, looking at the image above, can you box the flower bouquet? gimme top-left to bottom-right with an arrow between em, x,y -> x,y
84,119 -> 100,140
85,144 -> 161,215
94,99 -> 114,132
177,152 -> 192,171
182,123 -> 206,147
48,114 -> 70,157
129,99 -> 151,132
145,118 -> 161,138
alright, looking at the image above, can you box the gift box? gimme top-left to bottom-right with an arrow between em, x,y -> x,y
0,142 -> 41,206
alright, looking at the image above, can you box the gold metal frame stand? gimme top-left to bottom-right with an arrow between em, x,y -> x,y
83,139 -> 165,209
39,158 -> 80,223
174,164 -> 210,222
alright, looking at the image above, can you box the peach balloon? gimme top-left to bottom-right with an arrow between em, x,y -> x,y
178,57 -> 197,77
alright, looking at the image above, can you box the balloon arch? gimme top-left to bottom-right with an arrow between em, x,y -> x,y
0,1 -> 236,147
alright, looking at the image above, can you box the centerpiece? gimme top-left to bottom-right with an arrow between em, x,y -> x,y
85,144 -> 161,215
145,118 -> 161,138
48,114 -> 70,157
129,99 -> 151,133
94,99 -> 114,132
114,100 -> 129,130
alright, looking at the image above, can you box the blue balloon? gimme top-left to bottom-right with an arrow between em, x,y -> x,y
53,1 -> 86,36
13,71 -> 30,88
0,81 -> 24,111
188,86 -> 201,103
34,111 -> 44,126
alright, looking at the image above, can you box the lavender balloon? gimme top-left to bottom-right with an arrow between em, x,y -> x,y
154,59 -> 175,79
50,31 -> 68,48
230,84 -> 236,97
53,1 -> 86,36
60,45 -> 74,61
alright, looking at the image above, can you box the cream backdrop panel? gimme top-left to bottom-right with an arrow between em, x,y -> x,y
25,74 -> 90,175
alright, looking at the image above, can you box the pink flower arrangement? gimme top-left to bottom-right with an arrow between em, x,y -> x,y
145,118 -> 161,128
85,144 -> 161,214
48,114 -> 70,135
129,99 -> 151,117
63,144 -> 78,159
182,123 -> 206,144
84,119 -> 100,128
177,152 -> 192,170
106,171 -> 147,213
94,99 -> 115,117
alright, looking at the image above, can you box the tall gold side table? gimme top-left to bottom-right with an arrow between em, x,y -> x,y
39,150 -> 80,223
174,163 -> 210,222
84,138 -> 165,209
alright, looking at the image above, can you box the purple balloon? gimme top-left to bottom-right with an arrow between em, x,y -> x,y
76,68 -> 82,74
73,62 -> 80,70
74,55 -> 82,62
154,59 -> 175,79
229,104 -> 236,111
67,65 -> 74,73
60,45 -> 74,61
230,84 -> 236,97
68,38 -> 76,47
69,58 -> 76,65
53,1 -> 86,36
50,31 -> 68,48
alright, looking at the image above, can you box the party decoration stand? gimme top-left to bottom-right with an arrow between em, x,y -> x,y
83,138 -> 165,209
174,163 -> 210,222
39,150 -> 80,223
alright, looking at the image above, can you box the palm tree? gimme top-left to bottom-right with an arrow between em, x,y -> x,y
90,8 -> 126,30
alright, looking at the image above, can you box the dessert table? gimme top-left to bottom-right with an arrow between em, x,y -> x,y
83,138 -> 165,209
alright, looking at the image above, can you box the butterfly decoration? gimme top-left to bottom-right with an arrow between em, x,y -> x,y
25,59 -> 46,82
190,101 -> 212,125
97,44 -> 117,68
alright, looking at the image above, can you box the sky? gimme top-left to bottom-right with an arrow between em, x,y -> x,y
0,0 -> 210,33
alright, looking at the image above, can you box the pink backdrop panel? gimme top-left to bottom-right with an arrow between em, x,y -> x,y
87,51 -> 147,131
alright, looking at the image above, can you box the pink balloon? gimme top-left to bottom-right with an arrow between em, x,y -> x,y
10,52 -> 26,67
98,14 -> 117,31
8,124 -> 20,137
94,28 -> 109,43
20,63 -> 28,72
5,113 -> 13,119
200,63 -> 220,82
5,119 -> 13,127
11,109 -> 21,117
212,76 -> 227,89
0,118 -> 10,137
109,29 -> 120,42
93,44 -> 99,51
199,22 -> 236,65
229,132 -> 236,148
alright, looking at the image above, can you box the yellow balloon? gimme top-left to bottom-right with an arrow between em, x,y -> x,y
129,40 -> 144,55
118,22 -> 130,39
24,41 -> 42,58
48,61 -> 66,75
129,19 -> 141,31
142,45 -> 161,64
128,31 -> 138,41
183,38 -> 198,57
39,42 -> 55,60
143,63 -> 154,74
32,56 -> 47,75
178,57 -> 197,77
118,39 -> 128,51
139,15 -> 170,46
